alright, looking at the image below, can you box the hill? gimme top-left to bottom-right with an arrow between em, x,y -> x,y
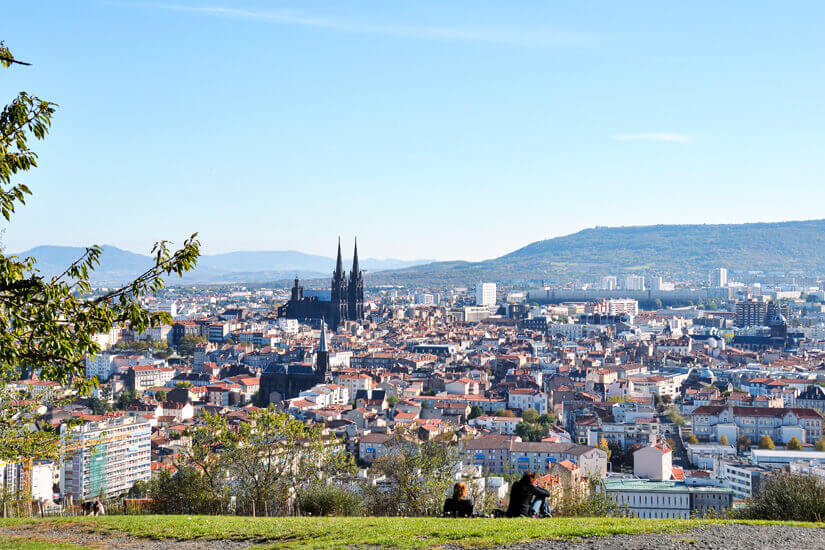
373,219 -> 825,285
12,245 -> 432,285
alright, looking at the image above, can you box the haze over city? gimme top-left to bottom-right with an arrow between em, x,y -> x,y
3,1 -> 825,260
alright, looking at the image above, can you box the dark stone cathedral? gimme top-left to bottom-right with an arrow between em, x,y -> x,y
260,320 -> 330,403
277,238 -> 365,331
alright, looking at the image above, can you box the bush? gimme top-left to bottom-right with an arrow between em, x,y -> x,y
759,435 -> 775,450
786,437 -> 803,451
734,473 -> 825,521
296,484 -> 363,517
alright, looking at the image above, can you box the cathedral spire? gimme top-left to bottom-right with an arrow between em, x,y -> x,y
334,237 -> 344,279
351,237 -> 360,276
319,319 -> 328,352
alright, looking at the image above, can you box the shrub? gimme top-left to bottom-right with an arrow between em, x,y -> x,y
759,435 -> 775,450
296,484 -> 363,517
687,434 -> 699,444
816,437 -> 825,452
786,437 -> 803,451
734,473 -> 825,521
718,434 -> 729,446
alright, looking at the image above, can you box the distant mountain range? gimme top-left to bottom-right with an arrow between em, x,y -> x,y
370,219 -> 825,285
13,245 -> 432,286
17,219 -> 825,287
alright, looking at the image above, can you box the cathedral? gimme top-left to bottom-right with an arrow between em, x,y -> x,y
277,238 -> 365,331
260,320 -> 330,403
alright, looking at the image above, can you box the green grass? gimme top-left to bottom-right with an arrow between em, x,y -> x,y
1,516 -> 824,549
0,536 -> 91,550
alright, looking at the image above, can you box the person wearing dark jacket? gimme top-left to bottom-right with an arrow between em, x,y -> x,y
443,482 -> 474,518
506,472 -> 551,517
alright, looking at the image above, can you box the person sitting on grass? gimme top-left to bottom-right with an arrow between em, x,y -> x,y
506,472 -> 551,518
443,481 -> 474,518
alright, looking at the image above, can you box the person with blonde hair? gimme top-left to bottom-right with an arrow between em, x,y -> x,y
443,481 -> 474,517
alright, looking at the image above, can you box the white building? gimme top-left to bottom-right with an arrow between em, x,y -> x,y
507,388 -> 548,414
476,283 -> 496,307
60,416 -> 151,501
711,268 -> 728,288
633,442 -> 673,481
624,275 -> 645,291
600,276 -> 617,290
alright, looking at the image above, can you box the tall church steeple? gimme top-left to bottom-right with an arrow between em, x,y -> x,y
330,237 -> 348,330
348,237 -> 365,322
351,237 -> 360,275
334,237 -> 345,280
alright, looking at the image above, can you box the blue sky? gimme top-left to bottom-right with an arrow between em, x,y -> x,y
2,1 -> 824,261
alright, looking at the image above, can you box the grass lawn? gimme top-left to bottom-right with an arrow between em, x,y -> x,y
1,516 -> 824,549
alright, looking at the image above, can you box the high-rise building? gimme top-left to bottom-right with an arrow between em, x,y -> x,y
60,416 -> 151,501
476,282 -> 496,306
711,268 -> 728,288
600,276 -> 617,290
736,298 -> 768,327
624,275 -> 645,291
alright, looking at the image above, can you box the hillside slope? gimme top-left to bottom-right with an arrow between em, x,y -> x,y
374,219 -> 825,284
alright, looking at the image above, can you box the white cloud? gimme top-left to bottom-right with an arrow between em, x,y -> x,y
612,133 -> 692,143
123,2 -> 599,46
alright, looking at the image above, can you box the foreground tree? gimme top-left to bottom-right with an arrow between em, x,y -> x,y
174,410 -> 356,514
364,429 -> 459,516
0,42 -> 200,460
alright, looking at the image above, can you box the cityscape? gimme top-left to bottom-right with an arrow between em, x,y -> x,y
4,1 -> 825,548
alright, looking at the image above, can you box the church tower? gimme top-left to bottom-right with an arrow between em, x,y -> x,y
330,238 -> 349,329
348,238 -> 365,321
315,319 -> 330,383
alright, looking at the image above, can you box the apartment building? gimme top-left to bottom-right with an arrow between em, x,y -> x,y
507,388 -> 548,414
463,437 -> 608,478
60,416 -> 151,501
126,364 -> 176,393
692,405 -> 823,444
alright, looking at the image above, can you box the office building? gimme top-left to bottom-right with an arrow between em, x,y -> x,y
476,283 -> 496,306
711,268 -> 728,288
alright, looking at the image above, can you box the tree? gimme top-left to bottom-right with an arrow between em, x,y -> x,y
468,405 -> 483,419
364,430 -> 459,516
687,434 -> 699,445
386,395 -> 399,408
515,421 -> 549,442
759,435 -> 775,450
667,406 -> 686,426
86,397 -> 110,415
816,437 -> 825,452
493,408 -> 515,418
598,437 -> 611,460
0,43 -> 200,461
116,389 -> 138,410
522,408 -> 540,423
177,335 -> 207,356
718,434 -> 730,446
653,298 -> 663,310
737,435 -> 752,453
786,437 -> 803,451
537,413 -> 556,426
155,390 -> 167,403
